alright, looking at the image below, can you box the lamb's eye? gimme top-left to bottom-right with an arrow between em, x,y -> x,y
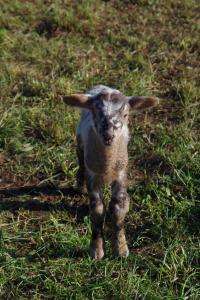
102,121 -> 108,130
124,114 -> 128,118
113,121 -> 122,129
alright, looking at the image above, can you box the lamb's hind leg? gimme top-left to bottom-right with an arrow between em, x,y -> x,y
87,174 -> 105,259
76,136 -> 86,193
109,171 -> 129,257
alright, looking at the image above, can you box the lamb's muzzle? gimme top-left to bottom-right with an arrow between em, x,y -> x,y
62,85 -> 159,259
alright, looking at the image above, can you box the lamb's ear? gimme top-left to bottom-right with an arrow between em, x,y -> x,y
128,96 -> 159,110
62,94 -> 92,108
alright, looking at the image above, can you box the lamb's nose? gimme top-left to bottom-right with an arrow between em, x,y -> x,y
103,131 -> 114,145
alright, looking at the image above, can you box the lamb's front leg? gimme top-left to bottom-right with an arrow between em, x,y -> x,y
76,135 -> 86,193
109,171 -> 129,257
87,175 -> 105,259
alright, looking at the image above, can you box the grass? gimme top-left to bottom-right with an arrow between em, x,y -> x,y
0,0 -> 200,299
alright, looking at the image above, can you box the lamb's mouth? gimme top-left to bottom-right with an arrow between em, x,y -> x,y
104,138 -> 113,146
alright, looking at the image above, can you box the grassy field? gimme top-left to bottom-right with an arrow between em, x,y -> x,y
0,0 -> 200,299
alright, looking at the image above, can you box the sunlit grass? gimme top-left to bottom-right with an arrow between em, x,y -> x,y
0,0 -> 200,299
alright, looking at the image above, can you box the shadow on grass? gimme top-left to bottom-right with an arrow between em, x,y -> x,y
0,185 -> 89,220
184,203 -> 200,235
0,185 -> 82,198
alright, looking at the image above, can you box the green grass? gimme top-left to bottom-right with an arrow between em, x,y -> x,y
0,0 -> 200,299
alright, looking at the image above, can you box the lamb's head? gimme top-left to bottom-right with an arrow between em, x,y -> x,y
88,91 -> 129,145
63,89 -> 159,146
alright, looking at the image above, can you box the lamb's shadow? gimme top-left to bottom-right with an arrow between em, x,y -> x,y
0,185 -> 90,259
0,185 -> 89,221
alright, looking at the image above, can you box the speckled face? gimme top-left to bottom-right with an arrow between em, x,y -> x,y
91,91 -> 129,146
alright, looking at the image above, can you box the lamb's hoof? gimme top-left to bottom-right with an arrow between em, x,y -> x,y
90,238 -> 105,260
112,235 -> 129,258
117,243 -> 129,258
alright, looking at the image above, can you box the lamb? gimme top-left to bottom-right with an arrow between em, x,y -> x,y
62,85 -> 159,259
